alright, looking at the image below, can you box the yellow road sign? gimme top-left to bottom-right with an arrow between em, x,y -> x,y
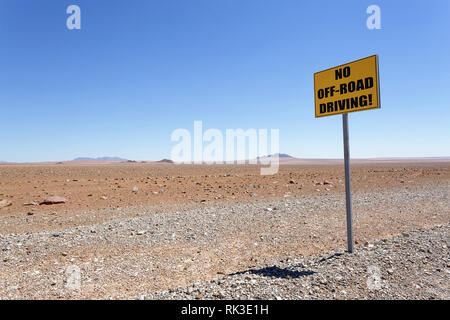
314,55 -> 380,118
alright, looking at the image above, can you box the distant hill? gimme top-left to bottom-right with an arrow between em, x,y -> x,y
271,153 -> 294,158
72,157 -> 128,162
156,159 -> 174,164
257,153 -> 294,159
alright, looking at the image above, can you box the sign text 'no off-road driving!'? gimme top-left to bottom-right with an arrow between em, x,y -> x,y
314,55 -> 380,117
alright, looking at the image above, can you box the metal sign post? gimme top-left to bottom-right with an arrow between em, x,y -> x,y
342,113 -> 354,253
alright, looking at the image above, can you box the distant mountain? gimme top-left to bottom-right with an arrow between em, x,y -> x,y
156,159 -> 174,163
72,157 -> 128,162
258,153 -> 294,159
272,153 -> 294,158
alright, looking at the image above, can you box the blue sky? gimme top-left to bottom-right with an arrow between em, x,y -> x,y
1,0 -> 449,162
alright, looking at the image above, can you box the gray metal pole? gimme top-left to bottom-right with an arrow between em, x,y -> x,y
342,113 -> 354,253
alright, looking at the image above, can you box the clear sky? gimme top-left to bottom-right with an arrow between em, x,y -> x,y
1,0 -> 449,162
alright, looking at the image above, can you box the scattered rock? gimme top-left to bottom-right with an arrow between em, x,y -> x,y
195,293 -> 204,299
0,199 -> 12,208
23,201 -> 38,206
40,196 -> 67,205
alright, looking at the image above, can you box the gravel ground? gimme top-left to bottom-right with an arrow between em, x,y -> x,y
144,225 -> 449,300
0,181 -> 448,299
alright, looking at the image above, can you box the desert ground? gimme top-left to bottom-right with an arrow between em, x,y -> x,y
0,160 -> 448,299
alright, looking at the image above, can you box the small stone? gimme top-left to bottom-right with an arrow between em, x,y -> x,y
0,199 -> 12,208
23,201 -> 38,206
195,293 -> 204,300
132,186 -> 139,193
40,196 -> 67,205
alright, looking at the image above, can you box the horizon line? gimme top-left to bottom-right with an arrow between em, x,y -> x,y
1,155 -> 450,164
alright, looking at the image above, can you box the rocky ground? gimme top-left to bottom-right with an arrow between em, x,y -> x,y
0,173 -> 448,299
145,225 -> 449,300
0,162 -> 448,220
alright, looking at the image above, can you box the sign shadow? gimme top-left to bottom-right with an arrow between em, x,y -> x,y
229,266 -> 316,279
